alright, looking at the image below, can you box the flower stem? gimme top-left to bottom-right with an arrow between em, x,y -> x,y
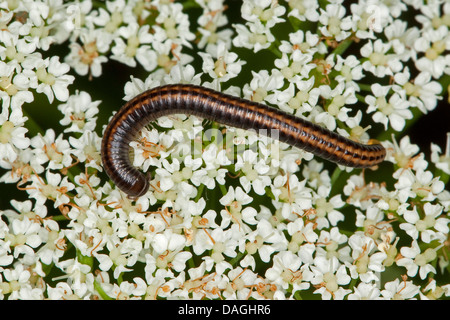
94,279 -> 114,300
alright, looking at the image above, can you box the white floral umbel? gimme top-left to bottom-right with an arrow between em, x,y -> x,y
0,0 -> 449,301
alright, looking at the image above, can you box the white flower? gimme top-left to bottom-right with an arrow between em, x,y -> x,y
152,2 -> 195,47
312,185 -> 345,229
93,0 -> 127,34
197,3 -> 233,54
0,106 -> 30,166
366,83 -> 412,131
208,226 -> 239,263
151,40 -> 194,74
65,29 -> 110,77
286,217 -> 318,254
190,143 -> 230,189
394,169 -> 445,202
27,171 -> 74,207
355,205 -> 391,241
279,29 -> 320,57
58,90 -> 100,133
111,23 -> 157,71
275,77 -> 320,115
420,279 -> 450,300
399,203 -> 449,243
397,240 -> 437,280
0,263 -> 35,299
265,251 -> 313,292
380,277 -> 420,300
199,42 -> 246,82
68,130 -> 102,171
235,149 -> 272,195
302,160 -> 331,189
33,56 -> 74,103
242,69 -> 284,104
6,216 -> 43,264
347,232 -> 387,283
394,70 -> 442,114
431,132 -> 450,174
219,186 -> 257,229
334,54 -> 364,91
190,211 -> 220,256
241,0 -> 286,28
287,0 -> 320,22
31,129 -> 73,170
0,61 -> 34,110
274,52 -> 315,82
319,3 -> 353,41
52,258 -> 91,298
319,82 -> 356,127
18,0 -> 50,27
310,256 -> 351,299
350,2 -> 391,38
0,29 -> 37,68
415,1 -> 450,28
0,219 -> 13,267
163,64 -> 202,85
347,282 -> 381,300
222,267 -> 259,299
386,135 -> 427,170
384,19 -> 419,60
46,281 -> 80,300
151,230 -> 192,272
338,110 -> 370,142
156,156 -> 202,198
103,238 -> 143,279
414,25 -> 450,79
315,227 -> 349,262
232,21 -> 275,53
271,173 -> 313,219
343,173 -> 373,209
361,39 -> 399,77
240,218 -> 287,263
37,219 -> 66,265
58,1 -> 95,37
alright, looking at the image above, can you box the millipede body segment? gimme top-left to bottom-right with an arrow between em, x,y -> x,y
101,84 -> 386,198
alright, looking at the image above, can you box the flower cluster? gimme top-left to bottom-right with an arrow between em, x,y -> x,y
0,0 -> 449,300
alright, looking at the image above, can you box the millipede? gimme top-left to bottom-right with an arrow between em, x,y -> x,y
101,84 -> 386,198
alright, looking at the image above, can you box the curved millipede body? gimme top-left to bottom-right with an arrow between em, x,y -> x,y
101,84 -> 386,198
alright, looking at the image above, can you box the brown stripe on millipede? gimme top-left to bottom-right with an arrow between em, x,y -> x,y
101,84 -> 386,198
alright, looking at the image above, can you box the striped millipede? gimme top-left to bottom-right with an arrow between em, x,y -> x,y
101,84 -> 386,198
